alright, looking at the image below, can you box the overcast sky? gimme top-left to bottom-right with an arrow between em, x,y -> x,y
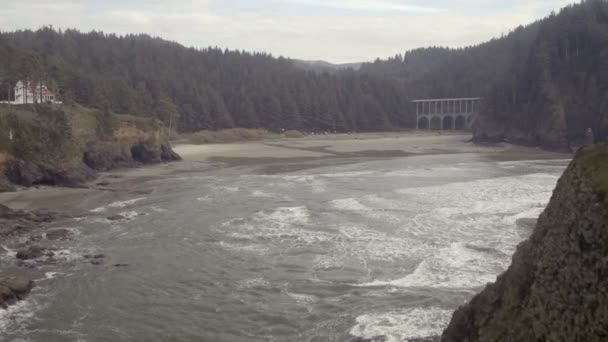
1,0 -> 577,63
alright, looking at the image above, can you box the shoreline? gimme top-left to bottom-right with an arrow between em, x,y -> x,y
0,131 -> 570,212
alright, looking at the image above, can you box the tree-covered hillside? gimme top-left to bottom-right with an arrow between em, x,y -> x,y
476,0 -> 608,147
361,0 -> 608,148
0,30 -> 412,133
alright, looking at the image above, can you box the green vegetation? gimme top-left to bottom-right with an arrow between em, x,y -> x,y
182,129 -> 281,144
0,106 -> 76,163
577,144 -> 608,202
95,106 -> 118,140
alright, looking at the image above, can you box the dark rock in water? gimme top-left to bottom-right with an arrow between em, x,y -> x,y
93,254 -> 105,259
46,229 -> 72,241
113,263 -> 129,267
90,260 -> 103,265
16,246 -> 46,260
106,214 -> 125,221
441,144 -> 608,342
0,276 -> 34,308
0,204 -> 59,238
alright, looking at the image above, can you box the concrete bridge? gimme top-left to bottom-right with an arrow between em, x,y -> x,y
414,98 -> 481,130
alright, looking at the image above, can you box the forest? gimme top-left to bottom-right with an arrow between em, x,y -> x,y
360,0 -> 608,146
0,0 -> 607,146
0,30 -> 412,133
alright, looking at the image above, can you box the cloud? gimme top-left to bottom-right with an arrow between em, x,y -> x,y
0,0 -> 579,63
284,0 -> 438,13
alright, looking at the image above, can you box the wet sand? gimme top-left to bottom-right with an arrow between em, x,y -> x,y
0,132 -> 570,212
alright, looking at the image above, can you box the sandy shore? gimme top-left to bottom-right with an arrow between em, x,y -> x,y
0,132 -> 570,211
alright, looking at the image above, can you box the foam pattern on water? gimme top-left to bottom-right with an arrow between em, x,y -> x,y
350,307 -> 453,342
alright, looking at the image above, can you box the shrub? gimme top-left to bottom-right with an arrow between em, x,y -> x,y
284,130 -> 305,138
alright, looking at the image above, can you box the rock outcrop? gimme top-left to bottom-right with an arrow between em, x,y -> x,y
0,111 -> 181,191
441,144 -> 608,341
82,140 -> 180,171
5,158 -> 95,187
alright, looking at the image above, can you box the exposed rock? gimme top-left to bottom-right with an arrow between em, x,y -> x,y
83,140 -> 181,172
16,246 -> 46,260
82,141 -> 135,171
84,254 -> 105,259
45,229 -> 72,241
5,158 -> 95,188
0,276 -> 34,309
5,159 -> 44,187
106,214 -> 125,221
441,144 -> 608,342
0,204 -> 58,237
160,143 -> 182,162
0,173 -> 15,193
113,263 -> 129,267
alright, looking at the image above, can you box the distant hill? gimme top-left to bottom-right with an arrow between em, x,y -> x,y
292,60 -> 363,73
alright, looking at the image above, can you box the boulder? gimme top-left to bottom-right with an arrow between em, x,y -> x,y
46,229 -> 72,241
106,214 -> 125,221
16,246 -> 46,260
0,276 -> 34,308
441,144 -> 608,342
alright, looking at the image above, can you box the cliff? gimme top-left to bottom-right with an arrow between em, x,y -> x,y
441,144 -> 608,341
0,105 -> 180,191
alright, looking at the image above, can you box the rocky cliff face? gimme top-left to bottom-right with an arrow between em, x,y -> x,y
0,113 -> 180,190
441,144 -> 608,342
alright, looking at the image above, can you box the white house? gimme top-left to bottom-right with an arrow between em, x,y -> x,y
2,80 -> 61,104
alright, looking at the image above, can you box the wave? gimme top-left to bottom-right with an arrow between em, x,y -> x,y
90,197 -> 146,213
356,242 -> 506,289
350,307 -> 453,342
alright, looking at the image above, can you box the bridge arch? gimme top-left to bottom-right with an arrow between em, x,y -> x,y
443,116 -> 454,130
430,116 -> 442,130
455,115 -> 466,130
417,116 -> 429,129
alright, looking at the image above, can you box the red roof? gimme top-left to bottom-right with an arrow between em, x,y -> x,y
18,81 -> 54,96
